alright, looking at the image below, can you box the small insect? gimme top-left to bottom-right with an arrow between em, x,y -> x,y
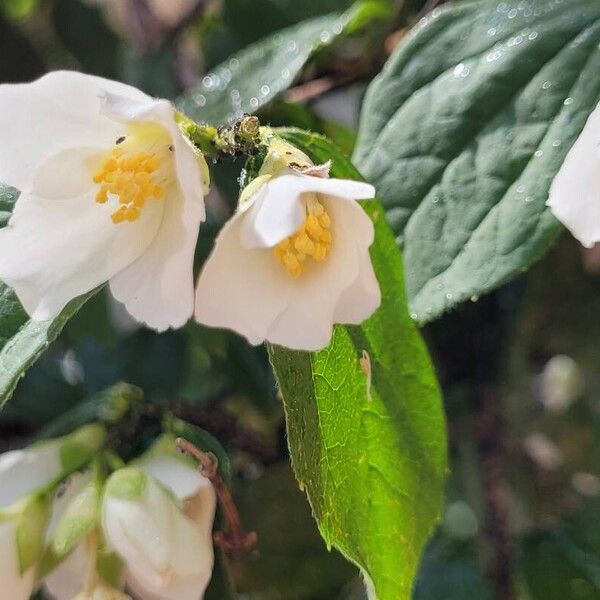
116,136 -> 126,144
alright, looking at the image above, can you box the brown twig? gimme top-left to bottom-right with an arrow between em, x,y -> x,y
176,438 -> 257,555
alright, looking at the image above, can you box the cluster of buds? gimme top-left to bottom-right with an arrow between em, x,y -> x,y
0,425 -> 220,600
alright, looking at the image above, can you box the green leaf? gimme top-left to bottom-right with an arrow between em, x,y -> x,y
177,1 -> 389,124
353,0 -> 600,322
268,130 -> 447,599
0,184 -> 98,406
222,0 -> 356,47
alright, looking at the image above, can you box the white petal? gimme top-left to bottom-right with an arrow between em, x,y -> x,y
240,172 -> 375,249
0,441 -> 62,508
44,543 -> 89,600
194,211 -> 294,345
102,93 -> 206,220
124,486 -> 215,600
333,250 -> 381,324
32,147 -> 105,200
109,189 -> 202,331
0,520 -> 35,600
0,189 -> 164,320
0,71 -> 148,192
104,475 -> 211,591
239,178 -> 305,248
137,454 -> 210,501
547,103 -> 600,248
266,197 -> 374,351
126,571 -> 209,600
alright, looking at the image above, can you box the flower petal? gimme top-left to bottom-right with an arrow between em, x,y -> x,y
31,146 -> 105,201
0,441 -> 62,509
240,172 -> 375,249
0,71 -> 148,192
109,188 -> 202,331
0,521 -> 35,600
126,572 -> 209,600
266,197 -> 373,351
0,189 -> 164,320
547,103 -> 600,248
124,485 -> 215,600
135,435 -> 211,501
195,211 -> 294,344
102,93 -> 207,220
43,543 -> 89,600
333,250 -> 381,324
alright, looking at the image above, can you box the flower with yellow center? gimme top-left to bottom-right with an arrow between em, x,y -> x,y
0,71 -> 209,331
194,140 -> 381,351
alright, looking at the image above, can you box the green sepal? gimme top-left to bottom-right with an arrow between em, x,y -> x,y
58,423 -> 107,473
15,494 -> 51,574
97,549 -> 125,588
104,467 -> 147,501
51,475 -> 102,558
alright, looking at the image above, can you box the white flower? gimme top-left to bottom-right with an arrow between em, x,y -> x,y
0,425 -> 106,600
0,71 -> 209,331
71,582 -> 131,600
102,467 -> 215,600
0,501 -> 42,600
547,102 -> 600,248
194,143 -> 380,351
134,433 -> 212,501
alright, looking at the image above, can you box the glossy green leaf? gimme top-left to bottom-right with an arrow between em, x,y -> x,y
354,0 -> 600,322
0,184 -> 98,406
177,1 -> 389,124
269,131 -> 447,599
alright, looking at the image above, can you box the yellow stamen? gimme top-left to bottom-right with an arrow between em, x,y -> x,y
92,133 -> 170,224
274,197 -> 332,277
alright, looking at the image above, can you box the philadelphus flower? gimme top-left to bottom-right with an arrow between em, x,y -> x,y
0,425 -> 106,600
102,462 -> 215,600
0,71 -> 209,331
548,102 -> 600,248
195,139 -> 381,350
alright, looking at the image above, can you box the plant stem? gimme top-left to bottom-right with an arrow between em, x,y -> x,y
176,437 -> 257,555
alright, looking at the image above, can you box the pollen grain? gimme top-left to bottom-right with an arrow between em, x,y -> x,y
274,198 -> 332,277
93,147 -> 166,224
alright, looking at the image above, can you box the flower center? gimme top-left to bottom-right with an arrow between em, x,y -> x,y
92,124 -> 173,224
273,195 -> 332,278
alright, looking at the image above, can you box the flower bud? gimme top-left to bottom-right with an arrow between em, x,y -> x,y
134,433 -> 211,500
0,424 -> 105,600
0,494 -> 50,600
71,581 -> 131,600
103,467 -> 215,600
